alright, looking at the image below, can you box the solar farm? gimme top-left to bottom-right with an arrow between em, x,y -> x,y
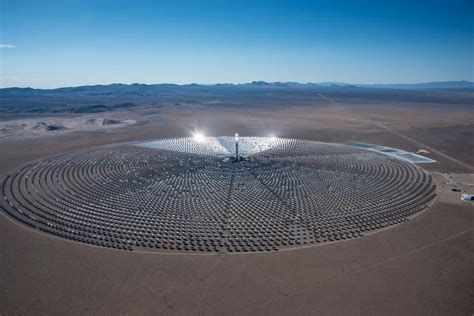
1,136 -> 436,253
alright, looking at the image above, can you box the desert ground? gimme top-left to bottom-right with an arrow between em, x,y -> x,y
1,86 -> 473,315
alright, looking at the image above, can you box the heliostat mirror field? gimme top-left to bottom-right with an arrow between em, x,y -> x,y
1,137 -> 436,253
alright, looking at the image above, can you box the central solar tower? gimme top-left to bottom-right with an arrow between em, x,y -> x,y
235,133 -> 239,161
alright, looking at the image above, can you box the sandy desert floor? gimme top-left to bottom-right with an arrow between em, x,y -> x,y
1,93 -> 473,315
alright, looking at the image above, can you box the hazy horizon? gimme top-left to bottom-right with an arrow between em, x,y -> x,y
2,79 -> 474,90
1,0 -> 473,88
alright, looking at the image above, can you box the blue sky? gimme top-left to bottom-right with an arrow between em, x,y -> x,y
0,0 -> 473,88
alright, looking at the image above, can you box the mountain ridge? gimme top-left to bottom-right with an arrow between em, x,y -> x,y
1,80 -> 473,92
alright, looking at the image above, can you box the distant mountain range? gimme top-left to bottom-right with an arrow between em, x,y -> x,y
316,80 -> 474,90
1,80 -> 473,92
242,80 -> 474,89
1,80 -> 472,115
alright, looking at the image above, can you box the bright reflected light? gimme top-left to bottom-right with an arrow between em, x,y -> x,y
235,133 -> 239,141
269,135 -> 278,141
193,132 -> 205,142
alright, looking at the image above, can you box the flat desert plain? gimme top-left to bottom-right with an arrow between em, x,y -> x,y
1,87 -> 473,315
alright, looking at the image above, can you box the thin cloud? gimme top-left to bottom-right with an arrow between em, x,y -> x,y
0,44 -> 15,48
